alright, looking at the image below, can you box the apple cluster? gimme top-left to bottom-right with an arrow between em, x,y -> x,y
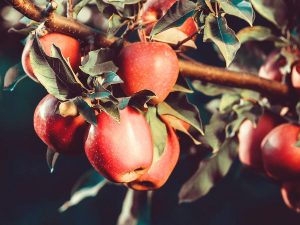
238,51 -> 300,212
21,26 -> 184,190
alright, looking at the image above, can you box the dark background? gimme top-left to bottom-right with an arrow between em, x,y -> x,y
1,2 -> 300,225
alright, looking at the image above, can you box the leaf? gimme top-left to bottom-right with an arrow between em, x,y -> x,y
203,14 -> 241,67
150,28 -> 197,48
237,26 -> 278,44
146,106 -> 168,157
108,14 -> 129,35
30,35 -> 83,100
150,0 -> 196,36
73,97 -> 97,125
178,139 -> 237,203
101,71 -> 123,88
73,0 -> 93,17
98,101 -> 121,122
59,170 -> 107,212
217,0 -> 255,26
122,90 -> 156,111
46,148 -> 60,173
219,93 -> 240,112
3,63 -> 28,92
192,80 -> 235,96
172,84 -> 194,93
117,190 -> 150,225
158,94 -> 203,140
251,0 -> 288,28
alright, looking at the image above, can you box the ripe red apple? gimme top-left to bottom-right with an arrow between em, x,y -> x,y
117,42 -> 179,104
22,33 -> 81,82
261,124 -> 300,180
258,51 -> 285,82
141,0 -> 197,37
291,61 -> 300,93
127,119 -> 180,190
238,113 -> 280,170
84,107 -> 154,183
34,94 -> 88,154
281,181 -> 300,213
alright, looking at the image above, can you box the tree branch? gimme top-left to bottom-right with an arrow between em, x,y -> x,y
6,0 -> 291,101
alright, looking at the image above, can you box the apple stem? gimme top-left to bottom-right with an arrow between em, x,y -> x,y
66,0 -> 74,19
5,0 -> 293,101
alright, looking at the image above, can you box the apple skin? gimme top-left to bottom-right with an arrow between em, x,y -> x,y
127,119 -> 180,190
261,124 -> 300,180
291,61 -> 300,93
238,113 -> 280,170
84,107 -> 154,183
22,33 -> 81,82
34,94 -> 88,154
281,181 -> 300,213
141,0 -> 197,37
258,51 -> 285,82
117,42 -> 179,104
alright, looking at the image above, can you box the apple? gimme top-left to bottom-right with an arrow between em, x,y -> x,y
238,113 -> 280,170
34,94 -> 88,154
258,51 -> 285,82
261,124 -> 300,180
22,33 -> 81,82
141,0 -> 197,37
281,181 -> 300,213
117,42 -> 179,104
84,107 -> 154,183
291,61 -> 300,93
127,119 -> 180,190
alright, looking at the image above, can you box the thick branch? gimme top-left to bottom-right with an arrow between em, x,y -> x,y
6,0 -> 291,100
179,60 -> 290,100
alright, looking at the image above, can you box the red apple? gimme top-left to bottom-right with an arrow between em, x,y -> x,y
117,42 -> 179,104
291,61 -> 300,93
127,119 -> 180,190
281,181 -> 300,213
84,107 -> 154,183
238,113 -> 280,170
22,33 -> 81,82
34,94 -> 88,154
258,51 -> 285,82
141,0 -> 197,37
261,124 -> 300,180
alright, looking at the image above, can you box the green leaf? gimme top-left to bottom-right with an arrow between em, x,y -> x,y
203,14 -> 241,67
80,48 -> 118,76
121,90 -> 156,111
217,0 -> 255,26
108,14 -> 129,35
251,0 -> 287,28
98,101 -> 121,122
30,36 -> 83,101
59,170 -> 107,212
150,0 -> 196,37
219,93 -> 240,112
102,71 -> 123,88
146,106 -> 168,157
46,148 -> 60,173
178,139 -> 237,203
73,0 -> 93,17
158,94 -> 203,143
73,97 -> 97,125
3,63 -> 27,92
237,26 -> 278,44
192,80 -> 235,96
172,84 -> 194,93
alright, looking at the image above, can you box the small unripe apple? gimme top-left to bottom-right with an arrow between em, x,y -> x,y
117,42 -> 179,104
84,107 -> 154,183
238,113 -> 280,170
291,61 -> 300,93
281,181 -> 300,213
22,33 -> 81,82
258,51 -> 285,82
261,124 -> 300,180
127,119 -> 180,190
141,0 -> 197,37
34,94 -> 88,154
